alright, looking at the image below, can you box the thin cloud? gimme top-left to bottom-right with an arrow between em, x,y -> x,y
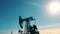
37,23 -> 60,30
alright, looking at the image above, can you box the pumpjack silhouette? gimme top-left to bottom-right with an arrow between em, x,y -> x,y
18,16 -> 39,34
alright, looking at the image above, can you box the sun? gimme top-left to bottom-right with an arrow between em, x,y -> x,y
47,1 -> 60,16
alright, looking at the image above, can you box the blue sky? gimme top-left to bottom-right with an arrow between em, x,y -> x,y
0,0 -> 42,30
0,0 -> 60,32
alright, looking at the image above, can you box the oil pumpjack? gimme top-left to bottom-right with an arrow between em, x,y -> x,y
18,16 -> 39,34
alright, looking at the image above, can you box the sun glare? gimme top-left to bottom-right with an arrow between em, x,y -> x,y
47,1 -> 60,16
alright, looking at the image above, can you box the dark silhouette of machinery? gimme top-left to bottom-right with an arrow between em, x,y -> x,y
18,16 -> 39,34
